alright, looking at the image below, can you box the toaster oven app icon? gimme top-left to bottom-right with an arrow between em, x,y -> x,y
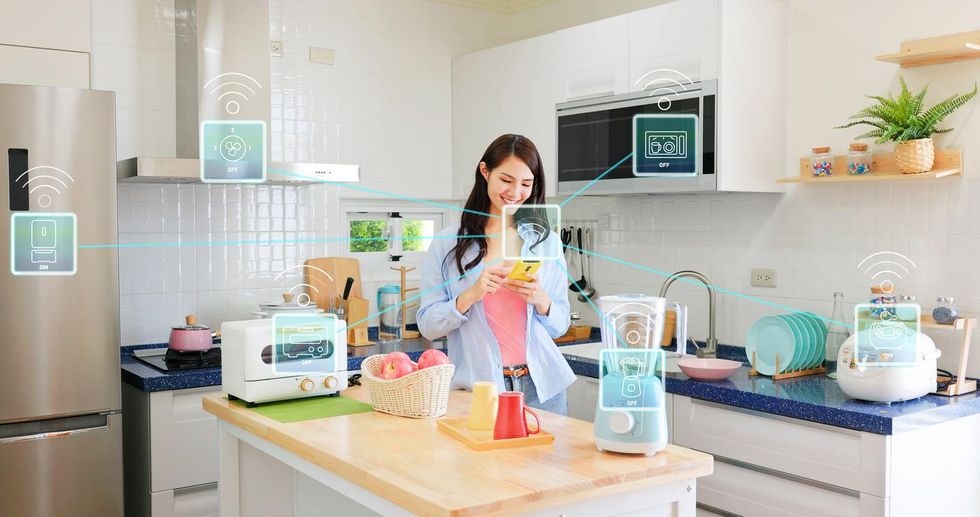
271,314 -> 338,375
633,114 -> 698,177
10,212 -> 77,276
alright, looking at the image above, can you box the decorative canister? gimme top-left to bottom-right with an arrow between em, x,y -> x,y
869,286 -> 898,317
847,143 -> 872,175
810,147 -> 834,176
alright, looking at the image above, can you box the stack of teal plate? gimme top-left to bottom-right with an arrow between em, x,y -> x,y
745,313 -> 829,375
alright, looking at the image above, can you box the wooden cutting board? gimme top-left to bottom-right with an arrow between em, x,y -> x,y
304,257 -> 363,311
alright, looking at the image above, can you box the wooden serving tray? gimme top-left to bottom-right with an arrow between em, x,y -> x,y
437,417 -> 555,451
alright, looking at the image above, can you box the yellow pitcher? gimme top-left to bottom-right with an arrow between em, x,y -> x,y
467,381 -> 498,430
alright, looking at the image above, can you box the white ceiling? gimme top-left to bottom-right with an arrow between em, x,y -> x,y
429,0 -> 559,14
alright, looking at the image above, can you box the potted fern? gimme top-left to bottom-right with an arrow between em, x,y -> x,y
838,78 -> 976,173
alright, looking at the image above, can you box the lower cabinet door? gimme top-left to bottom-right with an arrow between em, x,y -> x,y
150,484 -> 219,517
566,375 -> 599,422
698,459 -> 886,517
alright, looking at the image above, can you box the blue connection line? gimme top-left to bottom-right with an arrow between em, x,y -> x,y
267,168 -> 498,218
79,233 -> 497,250
559,152 -> 634,207
348,257 -> 501,328
562,243 -> 850,329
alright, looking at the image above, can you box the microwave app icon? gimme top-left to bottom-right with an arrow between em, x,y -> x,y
644,131 -> 687,159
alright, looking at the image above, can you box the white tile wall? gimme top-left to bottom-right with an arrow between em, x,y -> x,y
269,0 -> 510,200
116,183 -> 340,344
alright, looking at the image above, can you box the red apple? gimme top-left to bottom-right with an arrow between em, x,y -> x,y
381,352 -> 416,380
417,349 -> 450,370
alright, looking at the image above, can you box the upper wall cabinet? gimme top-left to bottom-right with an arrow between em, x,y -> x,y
453,17 -> 627,199
452,0 -> 788,198
627,0 -> 719,89
0,0 -> 91,53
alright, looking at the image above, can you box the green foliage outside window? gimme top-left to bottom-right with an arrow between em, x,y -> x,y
349,220 -> 386,252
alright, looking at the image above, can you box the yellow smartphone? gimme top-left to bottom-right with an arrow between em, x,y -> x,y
507,260 -> 541,282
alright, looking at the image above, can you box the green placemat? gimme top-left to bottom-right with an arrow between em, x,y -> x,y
231,395 -> 374,423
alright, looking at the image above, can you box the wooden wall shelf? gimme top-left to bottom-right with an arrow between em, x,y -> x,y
876,30 -> 980,68
778,148 -> 962,184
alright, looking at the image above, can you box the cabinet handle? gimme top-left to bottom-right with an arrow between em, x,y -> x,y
712,454 -> 860,498
174,481 -> 218,495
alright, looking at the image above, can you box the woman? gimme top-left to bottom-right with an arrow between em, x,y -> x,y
417,134 -> 575,414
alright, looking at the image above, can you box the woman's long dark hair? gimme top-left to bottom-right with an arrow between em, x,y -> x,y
446,134 -> 547,275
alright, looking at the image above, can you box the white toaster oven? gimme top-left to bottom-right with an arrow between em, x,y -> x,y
221,318 -> 348,404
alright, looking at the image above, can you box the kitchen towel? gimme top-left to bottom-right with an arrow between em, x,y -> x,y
231,395 -> 373,423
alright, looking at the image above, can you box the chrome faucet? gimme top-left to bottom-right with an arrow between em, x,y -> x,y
659,270 -> 718,358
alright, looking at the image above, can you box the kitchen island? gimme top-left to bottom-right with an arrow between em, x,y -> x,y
202,386 -> 712,516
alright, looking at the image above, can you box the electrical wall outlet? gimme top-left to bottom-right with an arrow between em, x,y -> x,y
270,40 -> 283,57
751,268 -> 777,288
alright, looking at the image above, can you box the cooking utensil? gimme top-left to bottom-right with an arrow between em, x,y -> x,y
569,227 -> 587,293
169,314 -> 214,352
578,228 -> 596,302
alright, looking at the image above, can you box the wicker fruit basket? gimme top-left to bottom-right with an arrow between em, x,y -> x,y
360,354 -> 455,419
895,137 -> 935,174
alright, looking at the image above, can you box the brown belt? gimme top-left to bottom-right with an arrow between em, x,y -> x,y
502,365 -> 529,378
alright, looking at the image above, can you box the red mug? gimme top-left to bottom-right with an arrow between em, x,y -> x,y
493,391 -> 541,440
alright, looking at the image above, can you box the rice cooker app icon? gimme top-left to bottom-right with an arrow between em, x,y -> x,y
633,114 -> 698,177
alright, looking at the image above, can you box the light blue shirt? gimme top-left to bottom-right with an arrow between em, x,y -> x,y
416,225 -> 576,403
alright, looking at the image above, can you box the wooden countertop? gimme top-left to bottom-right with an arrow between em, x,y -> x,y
202,387 -> 713,516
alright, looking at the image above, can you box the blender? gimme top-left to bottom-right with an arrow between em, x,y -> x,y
594,294 -> 670,456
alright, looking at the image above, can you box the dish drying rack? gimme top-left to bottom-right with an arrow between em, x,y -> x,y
748,352 -> 826,380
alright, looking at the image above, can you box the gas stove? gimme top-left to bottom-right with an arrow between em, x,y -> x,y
133,347 -> 221,372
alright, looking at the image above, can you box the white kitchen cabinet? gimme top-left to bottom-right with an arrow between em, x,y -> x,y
452,15 -> 626,199
0,45 -> 89,89
627,0 -> 719,89
0,0 -> 91,53
671,395 -> 980,516
124,383 -> 221,517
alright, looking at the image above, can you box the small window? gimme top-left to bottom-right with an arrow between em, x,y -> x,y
345,210 -> 443,262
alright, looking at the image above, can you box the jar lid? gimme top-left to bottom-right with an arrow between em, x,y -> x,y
849,143 -> 868,151
870,286 -> 895,294
812,146 -> 831,153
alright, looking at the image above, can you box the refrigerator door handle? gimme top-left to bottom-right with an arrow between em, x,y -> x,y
0,411 -> 118,445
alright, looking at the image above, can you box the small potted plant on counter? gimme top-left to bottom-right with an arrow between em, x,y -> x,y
837,77 -> 976,173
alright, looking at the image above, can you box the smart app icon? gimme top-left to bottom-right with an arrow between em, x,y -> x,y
200,120 -> 266,183
633,114 -> 698,176
10,212 -> 77,275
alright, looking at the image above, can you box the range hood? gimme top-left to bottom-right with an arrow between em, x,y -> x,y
116,157 -> 359,184
118,0 -> 358,185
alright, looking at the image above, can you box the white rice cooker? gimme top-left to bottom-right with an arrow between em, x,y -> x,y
836,330 -> 940,403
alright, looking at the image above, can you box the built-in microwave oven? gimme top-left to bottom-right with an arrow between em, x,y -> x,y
556,79 -> 716,195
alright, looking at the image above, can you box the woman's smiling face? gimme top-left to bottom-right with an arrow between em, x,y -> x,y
481,154 -> 534,214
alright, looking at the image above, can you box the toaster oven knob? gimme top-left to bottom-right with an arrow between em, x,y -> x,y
324,376 -> 339,389
300,378 -> 315,392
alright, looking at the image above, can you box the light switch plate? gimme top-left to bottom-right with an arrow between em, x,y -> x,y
309,47 -> 335,65
270,40 -> 283,57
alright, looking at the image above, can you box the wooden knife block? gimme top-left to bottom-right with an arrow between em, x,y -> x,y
343,296 -> 373,346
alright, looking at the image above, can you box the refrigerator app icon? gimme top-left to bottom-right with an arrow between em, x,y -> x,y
11,213 -> 76,275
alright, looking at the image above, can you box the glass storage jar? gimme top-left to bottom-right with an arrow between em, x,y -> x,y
932,297 -> 959,324
847,143 -> 872,175
810,146 -> 834,176
869,285 -> 898,318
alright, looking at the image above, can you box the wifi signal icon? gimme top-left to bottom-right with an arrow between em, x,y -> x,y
634,68 -> 696,111
276,264 -> 333,308
203,72 -> 263,116
857,251 -> 917,294
15,165 -> 75,209
286,283 -> 319,307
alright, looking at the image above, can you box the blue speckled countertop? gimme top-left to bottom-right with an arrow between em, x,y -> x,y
562,342 -> 980,435
120,327 -> 603,393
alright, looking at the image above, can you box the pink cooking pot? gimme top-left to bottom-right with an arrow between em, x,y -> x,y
168,314 -> 214,352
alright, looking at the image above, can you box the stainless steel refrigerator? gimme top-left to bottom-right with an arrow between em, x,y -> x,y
0,84 -> 123,516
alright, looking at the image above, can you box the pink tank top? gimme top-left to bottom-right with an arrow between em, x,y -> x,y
483,287 -> 528,366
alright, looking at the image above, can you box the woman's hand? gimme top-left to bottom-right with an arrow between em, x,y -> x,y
456,265 -> 509,314
503,274 -> 552,316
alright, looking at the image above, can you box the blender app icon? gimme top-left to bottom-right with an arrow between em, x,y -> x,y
10,212 -> 76,275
